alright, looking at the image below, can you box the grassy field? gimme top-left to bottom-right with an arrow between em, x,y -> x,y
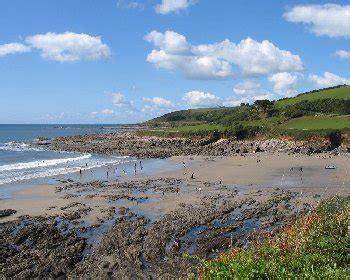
138,123 -> 227,137
281,116 -> 350,130
201,196 -> 349,279
276,86 -> 350,108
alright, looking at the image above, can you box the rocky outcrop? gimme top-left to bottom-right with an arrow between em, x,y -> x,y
51,132 -> 343,158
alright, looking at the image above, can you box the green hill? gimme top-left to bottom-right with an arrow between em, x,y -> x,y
142,85 -> 350,139
276,85 -> 350,107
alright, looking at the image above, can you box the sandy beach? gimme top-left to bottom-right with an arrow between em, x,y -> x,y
2,153 -> 348,222
1,152 -> 349,278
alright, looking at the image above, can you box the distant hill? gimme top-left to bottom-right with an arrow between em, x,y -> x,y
276,85 -> 350,107
142,85 -> 350,139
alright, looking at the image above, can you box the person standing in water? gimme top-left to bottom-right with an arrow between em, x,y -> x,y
134,163 -> 137,175
139,161 -> 143,170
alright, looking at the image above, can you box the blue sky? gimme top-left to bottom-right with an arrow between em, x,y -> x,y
0,0 -> 349,124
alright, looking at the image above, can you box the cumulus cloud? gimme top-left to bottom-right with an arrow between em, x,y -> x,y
183,91 -> 221,107
284,4 -> 350,38
233,80 -> 263,96
269,72 -> 299,97
155,0 -> 197,14
309,72 -> 350,88
222,79 -> 276,107
336,50 -> 350,60
112,92 -> 133,107
145,30 -> 303,79
143,97 -> 174,109
25,32 -> 110,62
0,43 -> 31,57
195,38 -> 304,76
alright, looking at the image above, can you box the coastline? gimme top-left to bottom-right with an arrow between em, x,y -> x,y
1,132 -> 349,278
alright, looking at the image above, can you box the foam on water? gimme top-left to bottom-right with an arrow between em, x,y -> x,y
0,142 -> 44,152
0,124 -> 133,186
0,154 -> 92,172
0,155 -> 132,185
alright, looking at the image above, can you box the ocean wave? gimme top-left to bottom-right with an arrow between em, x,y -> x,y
0,154 -> 92,172
0,157 -> 132,185
0,142 -> 45,152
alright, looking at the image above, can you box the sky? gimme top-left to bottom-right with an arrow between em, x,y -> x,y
0,0 -> 349,124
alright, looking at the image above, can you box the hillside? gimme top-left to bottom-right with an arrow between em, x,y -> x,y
142,85 -> 350,140
276,85 -> 350,107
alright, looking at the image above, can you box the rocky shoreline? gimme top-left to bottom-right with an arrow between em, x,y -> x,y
0,178 -> 317,278
51,132 -> 349,158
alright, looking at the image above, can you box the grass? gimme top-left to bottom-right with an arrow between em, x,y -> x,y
276,86 -> 350,108
281,115 -> 350,130
138,123 -> 227,137
240,117 -> 284,128
200,196 -> 350,279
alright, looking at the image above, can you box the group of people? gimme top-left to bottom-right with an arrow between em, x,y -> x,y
79,161 -> 144,179
107,160 -> 143,179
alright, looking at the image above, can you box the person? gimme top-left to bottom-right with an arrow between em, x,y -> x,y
134,163 -> 137,175
182,162 -> 186,168
79,169 -> 82,176
107,170 -> 109,179
140,161 -> 143,170
191,172 -> 194,180
86,163 -> 88,167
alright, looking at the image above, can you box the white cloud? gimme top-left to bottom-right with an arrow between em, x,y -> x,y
269,72 -> 299,97
145,31 -> 303,79
232,79 -> 274,100
143,97 -> 174,109
336,50 -> 350,60
25,32 -> 110,62
183,91 -> 221,107
233,80 -> 262,96
284,4 -> 350,38
111,92 -> 133,107
145,30 -> 190,54
309,72 -> 350,88
155,0 -> 197,14
101,109 -> 115,115
0,43 -> 31,57
195,38 -> 303,76
223,79 -> 278,107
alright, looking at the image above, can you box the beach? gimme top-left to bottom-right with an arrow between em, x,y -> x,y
1,148 -> 349,277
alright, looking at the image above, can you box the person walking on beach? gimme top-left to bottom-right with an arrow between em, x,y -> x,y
191,172 -> 195,180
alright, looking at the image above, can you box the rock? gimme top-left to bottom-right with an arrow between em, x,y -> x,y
0,209 -> 16,218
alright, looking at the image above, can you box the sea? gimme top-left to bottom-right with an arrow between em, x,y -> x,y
0,124 -> 133,186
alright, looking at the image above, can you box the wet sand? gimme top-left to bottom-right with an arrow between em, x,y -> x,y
2,153 -> 349,222
1,152 -> 349,278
